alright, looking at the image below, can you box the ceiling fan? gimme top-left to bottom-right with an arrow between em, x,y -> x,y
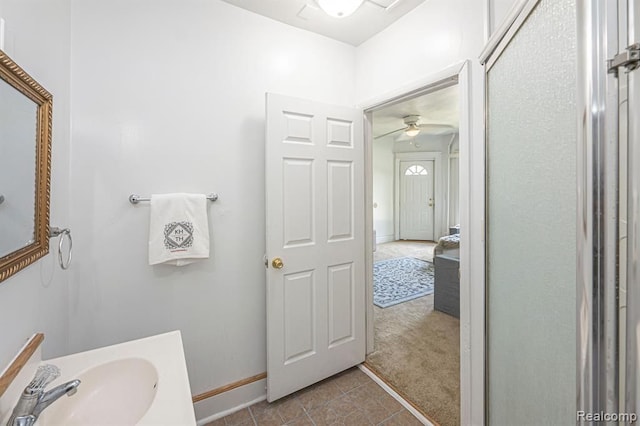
374,115 -> 455,141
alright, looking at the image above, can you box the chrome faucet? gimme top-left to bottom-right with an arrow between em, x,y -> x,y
7,365 -> 80,426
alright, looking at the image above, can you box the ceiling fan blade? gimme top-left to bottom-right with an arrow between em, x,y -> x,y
373,127 -> 406,140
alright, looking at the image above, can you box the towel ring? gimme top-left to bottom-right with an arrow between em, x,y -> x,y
58,229 -> 72,270
49,227 -> 72,270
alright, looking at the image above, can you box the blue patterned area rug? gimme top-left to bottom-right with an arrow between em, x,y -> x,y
374,257 -> 435,308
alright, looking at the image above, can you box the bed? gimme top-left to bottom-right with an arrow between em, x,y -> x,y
434,232 -> 460,258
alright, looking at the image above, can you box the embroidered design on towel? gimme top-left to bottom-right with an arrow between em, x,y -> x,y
164,221 -> 194,251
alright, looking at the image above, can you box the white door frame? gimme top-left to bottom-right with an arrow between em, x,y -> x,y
394,153 -> 443,241
360,60 -> 478,424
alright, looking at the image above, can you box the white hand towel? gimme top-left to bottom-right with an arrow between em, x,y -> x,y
148,193 -> 210,266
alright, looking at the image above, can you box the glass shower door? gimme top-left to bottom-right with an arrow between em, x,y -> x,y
485,0 -> 577,424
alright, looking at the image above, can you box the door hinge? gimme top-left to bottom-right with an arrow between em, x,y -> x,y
608,43 -> 640,77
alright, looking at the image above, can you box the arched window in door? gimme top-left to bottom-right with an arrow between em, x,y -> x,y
404,165 -> 429,176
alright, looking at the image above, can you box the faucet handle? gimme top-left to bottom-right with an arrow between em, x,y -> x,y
25,365 -> 60,395
11,415 -> 35,426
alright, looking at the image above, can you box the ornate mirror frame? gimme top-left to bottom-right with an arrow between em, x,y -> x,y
0,50 -> 52,283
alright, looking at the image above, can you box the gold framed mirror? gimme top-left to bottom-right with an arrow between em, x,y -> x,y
0,50 -> 52,283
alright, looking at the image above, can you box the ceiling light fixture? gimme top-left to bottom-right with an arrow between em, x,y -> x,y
404,123 -> 421,137
317,0 -> 365,18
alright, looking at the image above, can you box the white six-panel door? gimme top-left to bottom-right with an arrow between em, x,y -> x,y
399,160 -> 435,240
265,93 -> 365,401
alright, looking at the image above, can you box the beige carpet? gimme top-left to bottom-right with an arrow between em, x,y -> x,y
374,240 -> 435,263
367,241 -> 460,426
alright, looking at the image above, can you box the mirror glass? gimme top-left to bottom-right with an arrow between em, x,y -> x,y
0,79 -> 38,258
0,49 -> 52,283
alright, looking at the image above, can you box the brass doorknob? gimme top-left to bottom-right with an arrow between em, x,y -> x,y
272,258 -> 284,269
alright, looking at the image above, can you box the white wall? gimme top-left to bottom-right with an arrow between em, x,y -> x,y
356,0 -> 484,103
355,0 -> 487,423
490,0 -> 520,34
0,0 -> 71,370
393,133 -> 451,154
372,137 -> 394,243
69,0 -> 356,419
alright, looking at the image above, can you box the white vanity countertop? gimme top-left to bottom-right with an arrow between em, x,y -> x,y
26,331 -> 195,426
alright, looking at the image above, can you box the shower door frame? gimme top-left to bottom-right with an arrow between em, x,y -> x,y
575,0 -> 620,418
624,0 -> 640,417
480,0 -> 621,422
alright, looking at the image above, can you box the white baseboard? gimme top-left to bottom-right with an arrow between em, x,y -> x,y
194,378 -> 266,425
358,364 -> 433,426
376,235 -> 395,244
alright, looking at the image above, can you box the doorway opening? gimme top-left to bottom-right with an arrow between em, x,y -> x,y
363,67 -> 467,426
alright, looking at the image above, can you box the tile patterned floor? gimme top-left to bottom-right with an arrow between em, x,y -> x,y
204,367 -> 424,426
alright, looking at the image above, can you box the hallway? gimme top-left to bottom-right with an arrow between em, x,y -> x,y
369,241 -> 459,426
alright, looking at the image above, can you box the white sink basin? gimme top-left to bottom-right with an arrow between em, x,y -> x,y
23,331 -> 197,426
43,358 -> 158,426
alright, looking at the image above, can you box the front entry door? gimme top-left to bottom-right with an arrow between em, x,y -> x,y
265,93 -> 365,401
399,160 -> 435,240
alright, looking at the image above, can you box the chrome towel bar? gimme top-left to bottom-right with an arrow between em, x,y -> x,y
129,193 -> 219,204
